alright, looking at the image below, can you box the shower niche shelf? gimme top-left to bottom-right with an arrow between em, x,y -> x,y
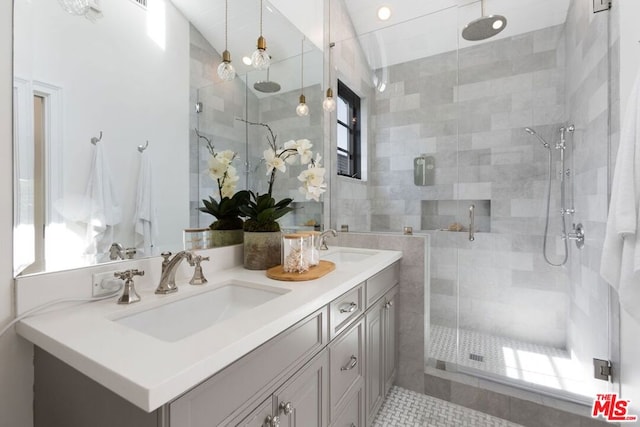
420,199 -> 491,232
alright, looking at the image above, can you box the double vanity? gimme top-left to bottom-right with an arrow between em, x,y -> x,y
16,246 -> 402,427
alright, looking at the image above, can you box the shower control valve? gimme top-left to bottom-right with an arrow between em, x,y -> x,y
565,223 -> 585,249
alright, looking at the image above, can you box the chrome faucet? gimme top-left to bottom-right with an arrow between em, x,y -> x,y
109,243 -> 124,260
155,251 -> 194,294
317,229 -> 337,250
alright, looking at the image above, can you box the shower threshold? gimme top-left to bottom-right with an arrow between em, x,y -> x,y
428,325 -> 608,404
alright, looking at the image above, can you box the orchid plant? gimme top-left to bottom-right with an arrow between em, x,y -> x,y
238,120 -> 326,232
195,129 -> 248,230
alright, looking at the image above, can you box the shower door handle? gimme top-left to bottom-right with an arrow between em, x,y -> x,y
469,204 -> 475,241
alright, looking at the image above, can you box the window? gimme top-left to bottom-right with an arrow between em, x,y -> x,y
337,80 -> 361,179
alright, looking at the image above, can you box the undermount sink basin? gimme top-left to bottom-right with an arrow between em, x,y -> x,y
115,281 -> 289,342
322,249 -> 378,264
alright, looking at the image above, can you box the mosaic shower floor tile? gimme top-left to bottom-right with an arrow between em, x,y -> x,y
372,386 -> 523,427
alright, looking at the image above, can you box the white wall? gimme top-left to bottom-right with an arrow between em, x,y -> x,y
1,2 -> 34,427
618,0 -> 640,415
14,0 -> 190,266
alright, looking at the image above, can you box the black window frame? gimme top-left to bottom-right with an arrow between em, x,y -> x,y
336,80 -> 361,179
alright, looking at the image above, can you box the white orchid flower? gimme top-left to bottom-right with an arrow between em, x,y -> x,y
297,163 -> 327,201
225,165 -> 240,183
208,155 -> 228,180
264,148 -> 286,175
296,139 -> 313,164
217,150 -> 236,164
298,166 -> 326,187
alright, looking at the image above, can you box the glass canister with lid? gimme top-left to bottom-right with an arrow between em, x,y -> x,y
282,233 -> 312,273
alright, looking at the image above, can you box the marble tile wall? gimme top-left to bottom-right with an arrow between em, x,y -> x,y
332,232 -> 429,394
564,0 -> 619,386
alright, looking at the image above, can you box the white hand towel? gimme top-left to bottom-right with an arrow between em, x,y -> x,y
133,151 -> 158,254
84,142 -> 122,254
601,66 -> 640,323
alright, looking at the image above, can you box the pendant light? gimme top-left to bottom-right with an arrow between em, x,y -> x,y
217,0 -> 236,81
296,38 -> 309,117
251,0 -> 271,70
322,42 -> 336,112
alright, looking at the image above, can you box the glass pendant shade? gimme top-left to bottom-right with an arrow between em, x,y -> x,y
58,0 -> 89,15
296,94 -> 309,117
322,88 -> 336,112
251,36 -> 271,70
217,0 -> 235,81
217,50 -> 236,81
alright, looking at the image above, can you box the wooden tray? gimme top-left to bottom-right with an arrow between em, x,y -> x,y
266,260 -> 336,281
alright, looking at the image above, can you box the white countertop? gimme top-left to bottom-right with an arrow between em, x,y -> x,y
16,246 -> 401,412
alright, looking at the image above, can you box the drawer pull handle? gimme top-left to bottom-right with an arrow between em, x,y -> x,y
341,355 -> 358,371
339,302 -> 358,313
279,401 -> 293,415
384,300 -> 393,309
265,415 -> 280,427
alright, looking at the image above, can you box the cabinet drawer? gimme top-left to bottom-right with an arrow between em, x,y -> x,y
329,318 -> 364,416
169,307 -> 328,427
366,262 -> 399,308
329,283 -> 364,339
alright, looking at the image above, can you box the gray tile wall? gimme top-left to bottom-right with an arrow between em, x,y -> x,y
564,0 -> 618,393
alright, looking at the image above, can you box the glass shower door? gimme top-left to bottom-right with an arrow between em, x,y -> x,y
452,0 -> 615,403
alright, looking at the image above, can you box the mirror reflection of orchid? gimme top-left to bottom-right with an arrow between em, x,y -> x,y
195,129 -> 248,230
238,120 -> 326,232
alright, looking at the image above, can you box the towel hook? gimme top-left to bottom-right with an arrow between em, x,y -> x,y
90,131 -> 103,145
137,140 -> 149,153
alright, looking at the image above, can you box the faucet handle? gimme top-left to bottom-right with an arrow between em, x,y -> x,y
114,269 -> 145,304
189,255 -> 209,285
114,269 -> 145,281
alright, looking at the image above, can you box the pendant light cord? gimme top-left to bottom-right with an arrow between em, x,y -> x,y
480,0 -> 485,17
224,0 -> 228,51
259,0 -> 263,37
300,37 -> 305,92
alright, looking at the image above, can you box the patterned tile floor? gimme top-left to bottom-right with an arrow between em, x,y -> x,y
372,386 -> 524,427
429,325 -> 603,398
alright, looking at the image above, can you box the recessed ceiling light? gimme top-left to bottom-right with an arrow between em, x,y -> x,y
377,6 -> 391,21
242,56 -> 252,66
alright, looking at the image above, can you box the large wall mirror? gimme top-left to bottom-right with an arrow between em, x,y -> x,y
13,0 -> 325,276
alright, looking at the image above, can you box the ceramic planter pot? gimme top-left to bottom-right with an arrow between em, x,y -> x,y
210,229 -> 244,247
243,231 -> 282,270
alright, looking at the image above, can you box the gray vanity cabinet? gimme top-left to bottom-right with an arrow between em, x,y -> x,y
364,285 -> 398,426
169,307 -> 328,426
235,397 -> 273,427
273,350 -> 329,427
363,263 -> 399,427
233,350 -> 329,427
32,261 -> 400,427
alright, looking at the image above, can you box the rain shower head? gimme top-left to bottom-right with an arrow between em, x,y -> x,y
462,0 -> 507,41
524,127 -> 550,149
253,67 -> 281,93
253,80 -> 281,93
